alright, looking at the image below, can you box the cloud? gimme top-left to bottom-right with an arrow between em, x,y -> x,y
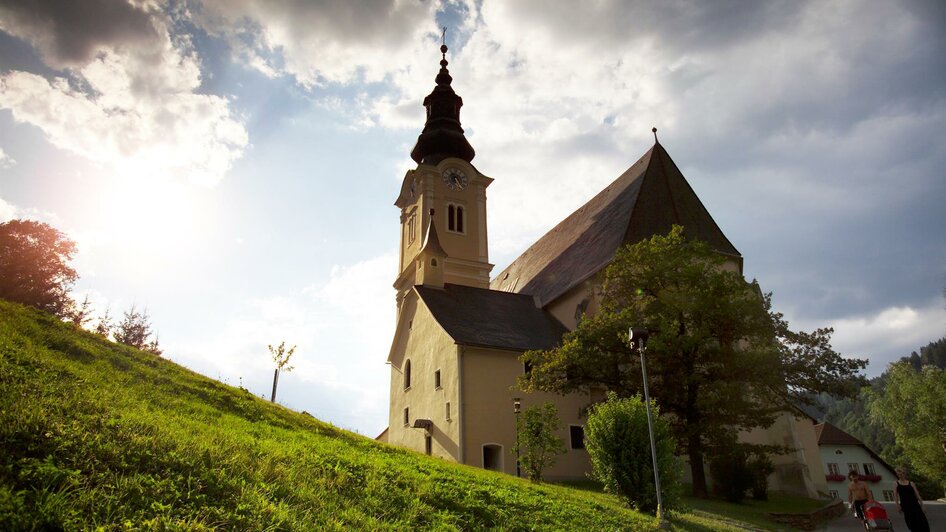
0,195 -> 16,222
194,0 -> 439,87
0,0 -> 248,186
794,299 -> 946,376
0,147 -> 15,168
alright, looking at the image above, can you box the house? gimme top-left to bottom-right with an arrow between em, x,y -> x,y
379,43 -> 828,496
815,422 -> 898,501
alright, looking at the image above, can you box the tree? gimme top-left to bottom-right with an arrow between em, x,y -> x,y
520,226 -> 866,497
0,219 -> 77,316
268,341 -> 296,403
513,402 -> 566,482
93,307 -> 113,338
870,362 -> 946,493
584,393 -> 680,514
67,294 -> 93,328
114,305 -> 159,354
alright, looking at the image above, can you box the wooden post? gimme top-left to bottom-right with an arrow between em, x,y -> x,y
271,367 -> 279,402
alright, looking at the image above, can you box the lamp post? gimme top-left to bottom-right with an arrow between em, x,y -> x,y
513,397 -> 522,478
629,327 -> 664,526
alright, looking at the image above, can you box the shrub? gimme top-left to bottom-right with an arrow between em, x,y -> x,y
585,392 -> 680,514
709,444 -> 753,503
514,402 -> 566,482
747,454 -> 775,501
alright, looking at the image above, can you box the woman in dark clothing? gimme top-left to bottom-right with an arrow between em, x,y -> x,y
894,468 -> 929,532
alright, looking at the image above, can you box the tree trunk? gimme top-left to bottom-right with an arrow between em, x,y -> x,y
688,433 -> 708,498
271,367 -> 279,402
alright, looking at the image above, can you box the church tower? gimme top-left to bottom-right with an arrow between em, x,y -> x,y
393,43 -> 493,312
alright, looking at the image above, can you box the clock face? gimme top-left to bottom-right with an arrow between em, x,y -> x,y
442,168 -> 469,191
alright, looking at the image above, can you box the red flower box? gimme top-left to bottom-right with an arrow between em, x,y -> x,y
826,474 -> 846,482
862,474 -> 882,483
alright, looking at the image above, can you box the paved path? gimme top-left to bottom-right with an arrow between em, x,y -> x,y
823,501 -> 944,531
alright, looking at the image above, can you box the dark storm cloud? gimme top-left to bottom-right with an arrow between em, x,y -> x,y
0,0 -> 160,69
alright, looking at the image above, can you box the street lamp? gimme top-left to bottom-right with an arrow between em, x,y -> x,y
629,327 -> 664,526
513,397 -> 522,478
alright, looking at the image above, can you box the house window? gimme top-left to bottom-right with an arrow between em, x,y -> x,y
847,463 -> 860,475
447,203 -> 465,233
434,369 -> 441,389
523,360 -> 533,375
445,402 -> 451,421
883,490 -> 894,501
407,214 -> 416,244
569,426 -> 585,450
829,490 -> 839,499
403,407 -> 409,427
827,463 -> 840,475
863,463 -> 876,476
482,444 -> 503,471
404,360 -> 412,390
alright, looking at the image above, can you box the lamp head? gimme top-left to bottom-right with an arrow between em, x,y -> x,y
513,397 -> 521,414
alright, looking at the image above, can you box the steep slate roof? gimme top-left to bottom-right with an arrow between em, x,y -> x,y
490,142 -> 740,305
415,284 -> 567,351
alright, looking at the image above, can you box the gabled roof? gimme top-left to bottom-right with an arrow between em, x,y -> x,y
815,422 -> 862,446
490,142 -> 740,305
415,284 -> 567,352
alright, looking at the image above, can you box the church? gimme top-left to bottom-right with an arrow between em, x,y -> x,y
378,43 -> 829,497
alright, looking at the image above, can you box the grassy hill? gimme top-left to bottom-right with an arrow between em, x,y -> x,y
0,299 -> 784,530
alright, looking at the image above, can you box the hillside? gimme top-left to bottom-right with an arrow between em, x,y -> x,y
0,300 -> 763,530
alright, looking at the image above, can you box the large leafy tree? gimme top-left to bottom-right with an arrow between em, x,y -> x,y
870,362 -> 946,493
520,226 -> 866,497
0,219 -> 77,317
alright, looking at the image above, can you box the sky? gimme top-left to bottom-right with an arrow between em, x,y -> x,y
0,0 -> 944,436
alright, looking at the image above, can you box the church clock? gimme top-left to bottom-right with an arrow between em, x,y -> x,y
442,167 -> 468,190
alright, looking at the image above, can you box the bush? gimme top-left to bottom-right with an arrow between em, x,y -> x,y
709,443 -> 753,503
747,454 -> 774,501
585,392 -> 680,514
514,402 -> 566,482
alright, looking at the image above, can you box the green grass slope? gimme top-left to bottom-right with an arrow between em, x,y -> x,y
0,300 -> 754,530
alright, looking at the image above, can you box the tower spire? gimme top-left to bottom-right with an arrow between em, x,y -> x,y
409,35 -> 475,165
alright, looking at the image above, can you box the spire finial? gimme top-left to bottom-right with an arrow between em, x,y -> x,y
652,127 -> 658,143
440,27 -> 448,66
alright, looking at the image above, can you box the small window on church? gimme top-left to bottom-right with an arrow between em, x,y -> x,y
403,407 -> 409,427
569,426 -> 585,450
447,204 -> 456,231
404,360 -> 412,390
456,206 -> 464,233
434,369 -> 441,389
445,401 -> 451,420
431,258 -> 438,267
407,214 -> 416,244
446,203 -> 465,234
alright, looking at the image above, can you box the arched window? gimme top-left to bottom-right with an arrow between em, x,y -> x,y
446,203 -> 465,234
404,360 -> 412,390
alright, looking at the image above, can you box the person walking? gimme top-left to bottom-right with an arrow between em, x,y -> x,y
894,468 -> 930,532
847,471 -> 873,519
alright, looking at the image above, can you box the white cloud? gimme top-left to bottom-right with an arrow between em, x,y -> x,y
0,195 -> 16,222
196,0 -> 439,87
0,2 -> 248,186
0,147 -> 15,168
795,300 -> 946,375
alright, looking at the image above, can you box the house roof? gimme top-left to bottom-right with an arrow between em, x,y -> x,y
490,142 -> 740,305
415,283 -> 567,352
815,422 -> 862,446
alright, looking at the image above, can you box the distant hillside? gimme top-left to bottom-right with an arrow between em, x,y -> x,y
0,300 -> 748,530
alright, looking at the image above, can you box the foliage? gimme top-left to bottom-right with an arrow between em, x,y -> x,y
92,307 -> 113,338
67,294 -> 93,328
709,442 -> 753,503
513,402 -> 566,483
747,454 -> 775,501
0,219 -> 77,317
520,226 -> 866,497
584,392 -> 681,514
267,341 -> 296,402
0,298 -> 738,530
113,305 -> 161,355
869,362 -> 946,492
